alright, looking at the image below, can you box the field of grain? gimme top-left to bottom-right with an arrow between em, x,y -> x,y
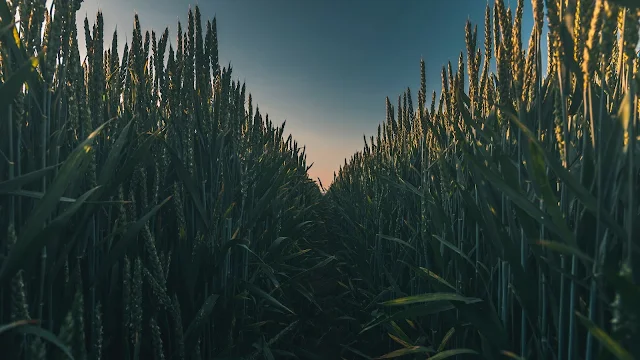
1,0 -> 639,359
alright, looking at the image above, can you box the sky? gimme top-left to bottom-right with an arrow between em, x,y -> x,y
75,0 -> 536,187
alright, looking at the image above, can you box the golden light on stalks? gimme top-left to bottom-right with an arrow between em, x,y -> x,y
2,0 -> 639,359
583,0 -> 604,85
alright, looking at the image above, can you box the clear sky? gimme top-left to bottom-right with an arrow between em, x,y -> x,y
76,0 -> 535,187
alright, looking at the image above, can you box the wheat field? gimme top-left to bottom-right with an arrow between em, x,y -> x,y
0,0 -> 639,359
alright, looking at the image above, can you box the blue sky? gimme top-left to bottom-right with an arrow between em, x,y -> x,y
76,0 -> 536,186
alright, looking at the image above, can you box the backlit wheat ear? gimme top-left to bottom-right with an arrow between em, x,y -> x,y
150,315 -> 165,360
92,302 -> 103,360
131,258 -> 143,349
602,2 -> 619,76
623,8 -> 639,70
512,0 -> 524,99
583,0 -> 604,86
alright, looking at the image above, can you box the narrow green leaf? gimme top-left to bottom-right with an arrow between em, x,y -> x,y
17,325 -> 75,360
0,319 -> 38,335
0,164 -> 59,194
575,312 -> 634,360
388,322 -> 412,347
374,346 -> 434,359
428,349 -> 479,359
500,350 -> 527,359
263,339 -> 275,360
245,282 -> 295,315
289,255 -> 336,282
182,294 -> 219,356
537,240 -> 593,263
438,327 -> 455,352
416,267 -> 457,291
378,234 -> 416,251
381,293 -> 481,307
341,344 -> 373,359
266,236 -> 290,256
433,235 -> 477,270
360,303 -> 456,334
6,189 -> 77,202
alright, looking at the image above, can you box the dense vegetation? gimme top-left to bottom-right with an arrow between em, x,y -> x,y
0,0 -> 639,359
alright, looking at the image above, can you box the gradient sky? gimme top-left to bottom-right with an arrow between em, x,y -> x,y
76,0 -> 536,187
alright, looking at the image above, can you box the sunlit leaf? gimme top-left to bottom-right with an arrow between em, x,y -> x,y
374,345 -> 434,359
381,293 -> 481,306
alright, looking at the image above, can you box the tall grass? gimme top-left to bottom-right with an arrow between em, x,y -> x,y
0,0 -> 336,358
327,0 -> 640,359
2,0 -> 640,359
